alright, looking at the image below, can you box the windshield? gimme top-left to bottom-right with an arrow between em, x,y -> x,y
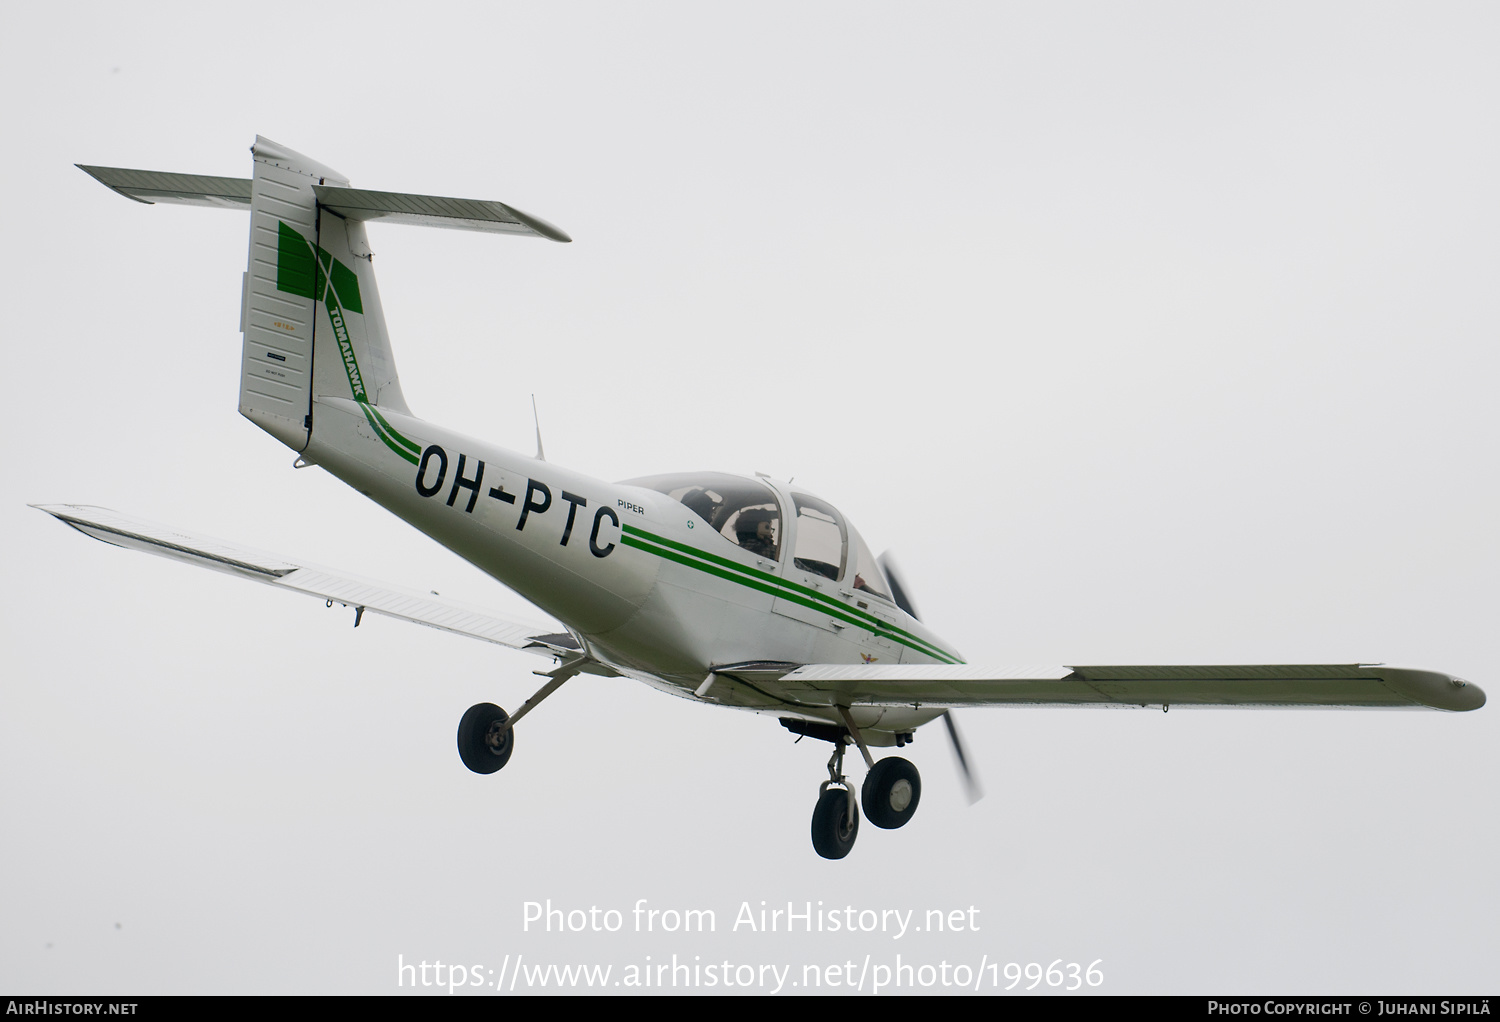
622,472 -> 782,561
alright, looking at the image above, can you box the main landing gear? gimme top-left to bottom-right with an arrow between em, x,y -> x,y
812,743 -> 860,859
457,702 -> 513,773
804,715 -> 923,860
457,659 -> 583,776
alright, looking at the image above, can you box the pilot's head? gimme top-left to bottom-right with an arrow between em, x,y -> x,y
736,509 -> 776,546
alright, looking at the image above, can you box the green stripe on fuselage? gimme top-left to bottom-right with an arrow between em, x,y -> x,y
621,524 -> 960,664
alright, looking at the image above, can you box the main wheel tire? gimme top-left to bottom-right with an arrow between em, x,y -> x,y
457,702 -> 513,774
811,787 -> 859,859
862,756 -> 921,829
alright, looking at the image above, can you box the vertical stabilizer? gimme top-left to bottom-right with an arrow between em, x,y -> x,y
241,137 -> 409,452
82,137 -> 566,455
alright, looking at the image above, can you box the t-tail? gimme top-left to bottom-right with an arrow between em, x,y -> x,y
75,141 -> 663,652
78,137 -> 569,454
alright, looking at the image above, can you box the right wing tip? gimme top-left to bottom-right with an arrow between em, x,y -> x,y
1364,665 -> 1486,712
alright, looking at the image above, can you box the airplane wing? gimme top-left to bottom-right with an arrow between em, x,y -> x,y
759,663 -> 1484,712
32,504 -> 583,661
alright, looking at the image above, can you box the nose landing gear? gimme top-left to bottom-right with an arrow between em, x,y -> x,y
861,756 -> 921,829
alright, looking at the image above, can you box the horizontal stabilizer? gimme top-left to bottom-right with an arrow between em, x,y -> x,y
77,165 -> 252,208
313,185 -> 571,242
77,164 -> 569,241
33,504 -> 583,659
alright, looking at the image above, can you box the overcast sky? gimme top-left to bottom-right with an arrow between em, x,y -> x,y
3,1 -> 1496,996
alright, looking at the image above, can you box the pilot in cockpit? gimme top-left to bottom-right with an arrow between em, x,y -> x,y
735,509 -> 778,560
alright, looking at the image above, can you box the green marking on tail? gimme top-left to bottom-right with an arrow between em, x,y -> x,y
274,221 -> 414,465
329,259 -> 362,314
276,221 -> 318,299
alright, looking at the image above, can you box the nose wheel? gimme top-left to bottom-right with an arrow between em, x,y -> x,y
862,756 -> 921,829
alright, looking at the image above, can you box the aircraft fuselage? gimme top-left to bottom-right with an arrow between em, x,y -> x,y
304,394 -> 962,727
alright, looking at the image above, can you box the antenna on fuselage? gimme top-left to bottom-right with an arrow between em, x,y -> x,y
531,394 -> 546,462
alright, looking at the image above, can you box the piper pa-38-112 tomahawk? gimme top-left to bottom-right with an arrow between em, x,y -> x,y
39,138 -> 1485,859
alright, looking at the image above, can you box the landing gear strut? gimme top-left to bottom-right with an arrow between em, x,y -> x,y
795,711 -> 926,858
455,657 -> 585,775
811,740 -> 859,860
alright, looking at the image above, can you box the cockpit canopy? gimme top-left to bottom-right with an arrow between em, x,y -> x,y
624,472 -> 783,561
623,472 -> 892,603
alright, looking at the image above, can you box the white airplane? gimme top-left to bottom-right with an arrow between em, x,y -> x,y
39,137 -> 1485,860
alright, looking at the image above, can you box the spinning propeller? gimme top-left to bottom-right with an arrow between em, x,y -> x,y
880,551 -> 983,804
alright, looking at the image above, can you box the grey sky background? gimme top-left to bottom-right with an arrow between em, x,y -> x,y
3,1 -> 1496,995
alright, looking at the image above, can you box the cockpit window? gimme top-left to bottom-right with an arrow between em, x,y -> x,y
789,492 -> 846,582
622,472 -> 781,561
848,531 -> 892,601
